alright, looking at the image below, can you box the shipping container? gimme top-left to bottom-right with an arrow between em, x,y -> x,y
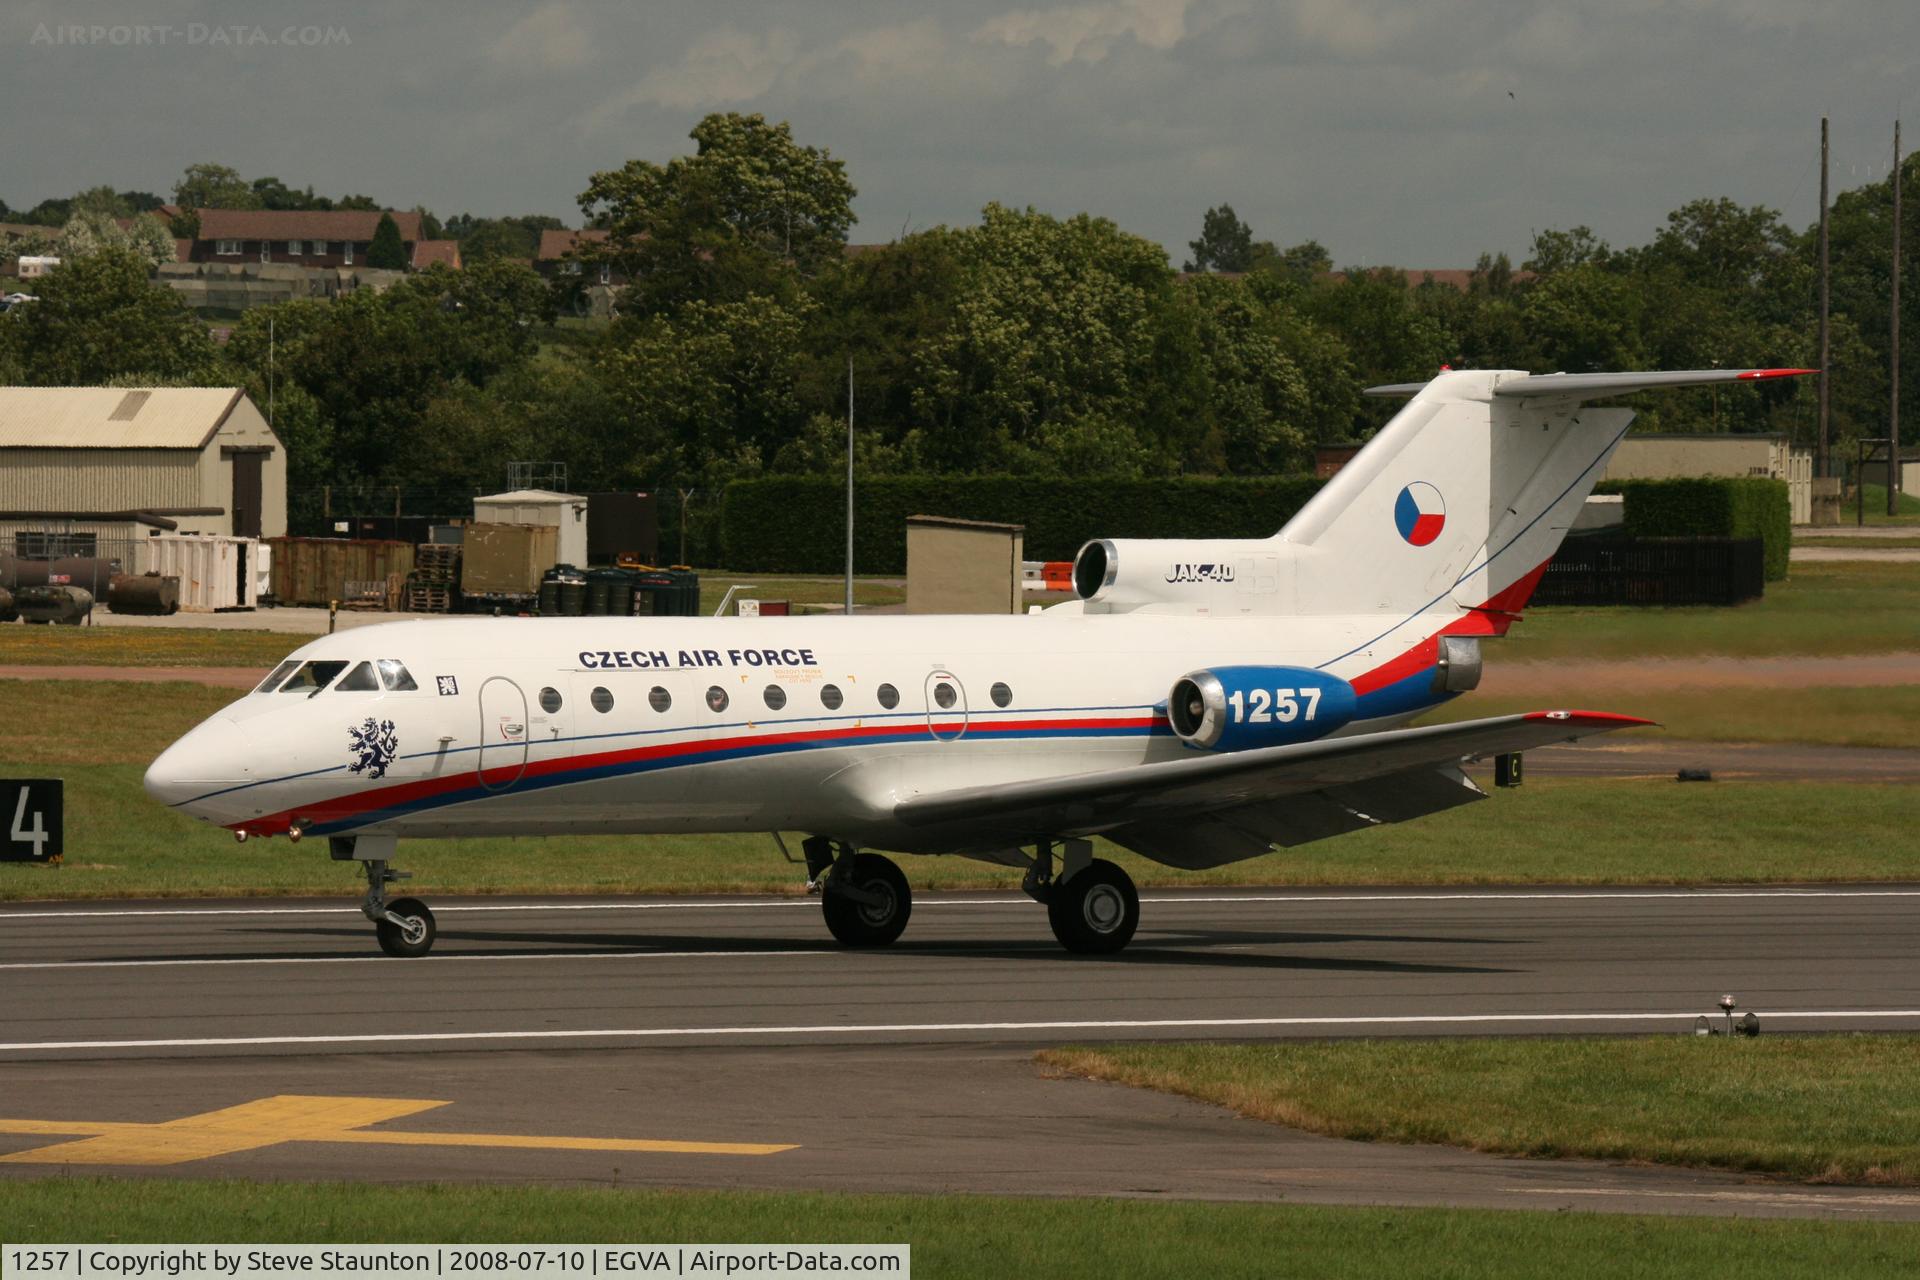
137,535 -> 259,611
267,537 -> 415,607
461,523 -> 558,597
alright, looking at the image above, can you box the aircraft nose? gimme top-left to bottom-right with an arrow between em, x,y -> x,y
145,716 -> 254,810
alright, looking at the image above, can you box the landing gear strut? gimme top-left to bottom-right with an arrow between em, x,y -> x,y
1030,839 -> 1139,954
804,836 -> 912,947
332,835 -> 437,958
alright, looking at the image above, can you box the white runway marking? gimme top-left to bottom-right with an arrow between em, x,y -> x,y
0,948 -> 831,972
4,1009 -> 1919,1054
5,887 -> 1918,921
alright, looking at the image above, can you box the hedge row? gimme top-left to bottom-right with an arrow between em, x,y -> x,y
719,475 -> 1327,574
1606,477 -> 1792,581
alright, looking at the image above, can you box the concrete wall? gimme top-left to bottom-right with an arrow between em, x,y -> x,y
905,516 -> 1024,615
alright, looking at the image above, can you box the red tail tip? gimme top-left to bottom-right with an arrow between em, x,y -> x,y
1736,368 -> 1817,380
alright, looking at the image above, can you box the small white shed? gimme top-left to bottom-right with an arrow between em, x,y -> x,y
473,489 -> 589,568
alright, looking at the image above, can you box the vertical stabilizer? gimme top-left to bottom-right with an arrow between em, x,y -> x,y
1277,370 -> 1634,617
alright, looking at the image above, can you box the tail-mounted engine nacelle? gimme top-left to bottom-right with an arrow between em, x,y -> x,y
1072,537 -> 1280,611
1167,665 -> 1357,752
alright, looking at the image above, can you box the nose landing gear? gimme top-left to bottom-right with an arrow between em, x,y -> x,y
332,835 -> 438,957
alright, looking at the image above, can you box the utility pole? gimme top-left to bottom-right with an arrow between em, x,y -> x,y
1819,116 -> 1831,479
844,357 -> 855,618
1893,118 -> 1904,516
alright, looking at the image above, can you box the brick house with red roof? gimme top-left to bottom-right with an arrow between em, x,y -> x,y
187,209 -> 428,270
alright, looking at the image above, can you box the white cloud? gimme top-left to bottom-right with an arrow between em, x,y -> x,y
488,1 -> 597,74
629,26 -> 801,111
973,0 -> 1194,66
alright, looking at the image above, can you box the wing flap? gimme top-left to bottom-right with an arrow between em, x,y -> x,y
1105,765 -> 1487,870
892,711 -> 1646,851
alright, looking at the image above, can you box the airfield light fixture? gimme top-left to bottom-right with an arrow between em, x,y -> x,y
1738,1012 -> 1761,1037
1694,1016 -> 1713,1037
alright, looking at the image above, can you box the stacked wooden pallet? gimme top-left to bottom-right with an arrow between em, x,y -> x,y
407,542 -> 462,613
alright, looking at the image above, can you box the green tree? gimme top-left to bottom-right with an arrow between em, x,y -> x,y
579,112 -> 856,313
1523,226 -> 1613,276
0,249 -> 214,384
366,213 -> 407,269
55,210 -> 177,268
173,162 -> 259,210
68,185 -> 132,218
595,294 -> 813,488
908,204 -> 1172,474
1184,204 -> 1255,273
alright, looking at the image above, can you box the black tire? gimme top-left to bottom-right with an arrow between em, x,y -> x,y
376,897 -> 436,958
1047,859 -> 1139,954
822,853 -> 912,947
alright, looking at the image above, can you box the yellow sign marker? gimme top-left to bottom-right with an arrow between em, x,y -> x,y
0,1095 -> 796,1167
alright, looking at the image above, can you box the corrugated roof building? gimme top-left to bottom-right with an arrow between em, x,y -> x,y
0,387 -> 286,554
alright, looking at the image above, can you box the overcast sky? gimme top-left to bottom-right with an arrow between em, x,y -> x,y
3,0 -> 1915,266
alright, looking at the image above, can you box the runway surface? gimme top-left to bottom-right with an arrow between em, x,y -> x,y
2,888 -> 1918,1219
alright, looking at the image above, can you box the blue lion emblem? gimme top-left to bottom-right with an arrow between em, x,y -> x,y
348,717 -> 399,779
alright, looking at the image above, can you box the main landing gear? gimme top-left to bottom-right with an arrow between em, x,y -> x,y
795,834 -> 1140,955
1024,838 -> 1140,954
331,835 -> 437,958
803,836 -> 912,947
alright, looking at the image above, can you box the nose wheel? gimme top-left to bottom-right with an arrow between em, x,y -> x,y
336,836 -> 438,958
375,896 -> 436,958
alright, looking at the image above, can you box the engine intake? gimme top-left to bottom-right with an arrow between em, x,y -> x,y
1071,537 -> 1283,612
1167,665 -> 1357,752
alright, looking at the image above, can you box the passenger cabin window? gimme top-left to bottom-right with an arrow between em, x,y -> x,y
279,660 -> 349,693
763,685 -> 787,711
649,686 -> 672,713
334,661 -> 381,692
590,687 -> 614,714
539,687 -> 563,713
377,659 -> 418,691
990,682 -> 1013,708
705,686 -> 730,713
255,660 -> 299,694
877,683 -> 900,710
820,684 -> 843,710
933,683 -> 958,710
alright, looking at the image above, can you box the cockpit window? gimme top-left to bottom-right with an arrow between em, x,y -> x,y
376,659 -> 418,691
334,661 -> 381,692
278,660 -> 349,693
254,660 -> 300,694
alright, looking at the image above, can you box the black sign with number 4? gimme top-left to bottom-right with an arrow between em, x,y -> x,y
2,779 -> 63,862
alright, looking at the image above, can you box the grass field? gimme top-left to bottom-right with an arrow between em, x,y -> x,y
4,677 -> 1916,900
0,575 -> 908,670
1041,1036 -> 1920,1186
1489,562 -> 1920,662
1853,483 -> 1920,526
0,1180 -> 1914,1279
1426,684 -> 1920,749
0,625 -> 296,670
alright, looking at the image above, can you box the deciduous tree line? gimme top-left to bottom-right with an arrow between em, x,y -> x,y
2,114 -> 1913,538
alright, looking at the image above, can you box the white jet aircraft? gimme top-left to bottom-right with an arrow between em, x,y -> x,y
146,367 -> 1809,957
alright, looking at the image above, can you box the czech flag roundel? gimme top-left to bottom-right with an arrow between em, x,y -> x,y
1394,482 -> 1446,547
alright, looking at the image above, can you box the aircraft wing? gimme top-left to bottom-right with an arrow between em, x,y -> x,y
892,711 -> 1650,866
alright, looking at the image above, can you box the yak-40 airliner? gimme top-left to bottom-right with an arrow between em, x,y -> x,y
147,367 -> 1809,957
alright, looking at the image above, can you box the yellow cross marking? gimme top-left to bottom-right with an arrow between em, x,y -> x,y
0,1095 -> 796,1166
